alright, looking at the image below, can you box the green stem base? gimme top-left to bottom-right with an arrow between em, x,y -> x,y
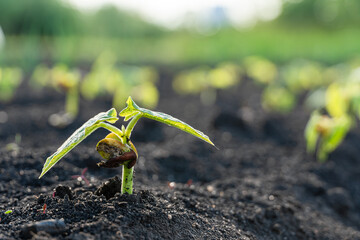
121,165 -> 134,194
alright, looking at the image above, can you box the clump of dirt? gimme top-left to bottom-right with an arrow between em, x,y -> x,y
95,176 -> 121,199
54,185 -> 74,200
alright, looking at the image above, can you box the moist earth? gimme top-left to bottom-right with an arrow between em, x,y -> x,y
1,70 -> 360,239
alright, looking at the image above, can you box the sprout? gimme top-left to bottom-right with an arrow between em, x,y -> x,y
262,86 -> 296,113
244,56 -> 277,85
39,97 -> 215,194
305,111 -> 352,161
51,65 -> 80,118
282,59 -> 325,93
0,67 -> 23,102
81,52 -> 159,109
172,63 -> 241,105
30,64 -> 80,127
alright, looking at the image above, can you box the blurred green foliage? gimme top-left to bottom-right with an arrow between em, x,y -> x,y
173,63 -> 241,105
244,56 -> 277,85
0,67 -> 22,102
304,60 -> 360,161
30,64 -> 80,127
88,6 -> 164,38
1,0 -> 360,68
0,0 -> 81,36
81,52 -> 159,109
278,0 -> 360,29
305,111 -> 352,161
0,0 -> 163,37
2,26 -> 360,70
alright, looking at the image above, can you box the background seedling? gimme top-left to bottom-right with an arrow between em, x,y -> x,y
81,52 -> 159,110
39,97 -> 215,194
71,168 -> 90,186
42,204 -> 47,214
0,67 -> 23,102
48,64 -> 80,127
172,63 -> 241,105
244,56 -> 277,85
261,86 -> 296,113
305,68 -> 360,161
30,64 -> 80,127
305,111 -> 352,161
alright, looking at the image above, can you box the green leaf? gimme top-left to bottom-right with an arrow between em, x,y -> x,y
318,115 -> 352,162
39,108 -> 118,178
304,110 -> 321,153
326,83 -> 348,118
120,96 -> 215,147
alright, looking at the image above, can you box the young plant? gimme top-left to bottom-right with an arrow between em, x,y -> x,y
39,97 -> 215,194
244,56 -> 277,85
305,80 -> 360,161
0,67 -> 23,102
30,64 -> 80,127
172,63 -> 241,106
50,65 -> 80,119
305,111 -> 352,161
81,52 -> 159,109
261,85 -> 296,113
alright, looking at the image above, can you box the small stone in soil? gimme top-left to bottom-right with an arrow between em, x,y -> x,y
20,219 -> 66,239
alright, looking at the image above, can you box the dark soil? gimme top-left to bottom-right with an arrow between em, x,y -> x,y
1,70 -> 360,239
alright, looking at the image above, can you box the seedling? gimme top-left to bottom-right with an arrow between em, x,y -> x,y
305,79 -> 360,161
71,168 -> 90,186
30,64 -> 80,127
0,67 -> 23,102
39,204 -> 47,214
173,63 -> 241,105
49,65 -> 80,127
81,52 -> 159,109
244,56 -> 277,85
5,133 -> 21,156
305,111 -> 352,161
282,59 -> 325,93
39,97 -> 215,194
261,85 -> 296,113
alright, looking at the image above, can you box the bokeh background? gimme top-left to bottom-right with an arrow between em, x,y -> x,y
1,0 -> 360,127
1,0 -> 360,67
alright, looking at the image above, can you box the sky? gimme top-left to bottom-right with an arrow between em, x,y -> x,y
65,0 -> 282,29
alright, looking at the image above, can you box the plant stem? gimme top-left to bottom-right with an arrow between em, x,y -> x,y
98,122 -> 124,142
124,113 -> 142,139
120,114 -> 143,194
121,164 -> 134,194
99,122 -> 137,194
65,87 -> 78,117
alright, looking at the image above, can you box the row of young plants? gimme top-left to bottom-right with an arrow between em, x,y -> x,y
172,56 -> 333,112
38,59 -> 360,195
29,52 -> 159,127
250,57 -> 360,161
172,57 -> 360,161
2,55 -> 359,115
3,55 -> 360,162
